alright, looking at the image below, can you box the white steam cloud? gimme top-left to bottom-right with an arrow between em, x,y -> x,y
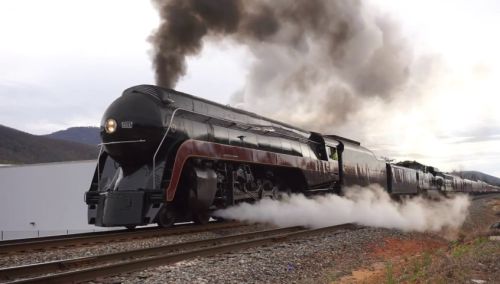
214,185 -> 471,233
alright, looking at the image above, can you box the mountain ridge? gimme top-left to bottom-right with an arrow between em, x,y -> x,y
44,126 -> 100,146
0,124 -> 97,164
452,170 -> 500,187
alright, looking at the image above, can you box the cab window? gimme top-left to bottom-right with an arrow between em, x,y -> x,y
328,146 -> 338,160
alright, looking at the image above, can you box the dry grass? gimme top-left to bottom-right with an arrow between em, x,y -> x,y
385,235 -> 500,283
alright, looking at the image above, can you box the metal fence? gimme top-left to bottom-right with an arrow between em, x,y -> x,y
0,229 -> 101,241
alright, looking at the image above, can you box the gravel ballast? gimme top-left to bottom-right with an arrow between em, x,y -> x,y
0,223 -> 271,268
91,227 -> 423,284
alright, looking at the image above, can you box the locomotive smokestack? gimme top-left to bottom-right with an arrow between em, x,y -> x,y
150,0 -> 413,131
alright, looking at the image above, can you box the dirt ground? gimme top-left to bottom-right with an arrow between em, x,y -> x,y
333,195 -> 500,284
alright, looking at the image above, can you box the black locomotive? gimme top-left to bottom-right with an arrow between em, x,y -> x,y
84,85 -> 498,229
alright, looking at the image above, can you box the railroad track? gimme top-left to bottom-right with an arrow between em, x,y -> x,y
0,221 -> 243,254
471,192 -> 500,200
0,223 -> 359,283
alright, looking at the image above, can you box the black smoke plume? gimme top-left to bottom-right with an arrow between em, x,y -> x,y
150,0 -> 414,132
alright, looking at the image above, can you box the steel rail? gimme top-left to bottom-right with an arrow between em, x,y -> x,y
471,192 -> 500,200
0,226 -> 304,281
0,227 -> 162,246
6,223 -> 359,284
0,221 -> 242,254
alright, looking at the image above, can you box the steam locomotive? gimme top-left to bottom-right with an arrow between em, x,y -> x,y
84,85 -> 498,229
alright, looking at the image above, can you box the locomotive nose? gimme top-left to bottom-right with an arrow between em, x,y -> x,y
101,90 -> 165,166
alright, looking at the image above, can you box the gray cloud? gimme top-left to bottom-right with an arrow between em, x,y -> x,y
0,56 -> 155,134
437,126 -> 500,144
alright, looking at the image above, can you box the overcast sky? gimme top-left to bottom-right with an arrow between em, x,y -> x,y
0,0 -> 499,176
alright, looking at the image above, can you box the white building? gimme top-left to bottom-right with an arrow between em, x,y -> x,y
0,160 -> 102,240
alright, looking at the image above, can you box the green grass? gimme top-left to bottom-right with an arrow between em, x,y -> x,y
451,243 -> 471,258
385,261 -> 395,284
408,252 -> 432,282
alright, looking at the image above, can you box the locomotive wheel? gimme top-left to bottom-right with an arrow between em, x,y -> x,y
157,206 -> 176,228
417,186 -> 428,198
271,187 -> 291,200
213,216 -> 225,222
192,210 -> 210,225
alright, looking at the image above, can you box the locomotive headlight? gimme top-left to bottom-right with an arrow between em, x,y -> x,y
104,118 -> 117,134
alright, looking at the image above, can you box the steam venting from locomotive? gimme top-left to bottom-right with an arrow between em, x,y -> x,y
150,0 -> 413,131
214,186 -> 471,234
